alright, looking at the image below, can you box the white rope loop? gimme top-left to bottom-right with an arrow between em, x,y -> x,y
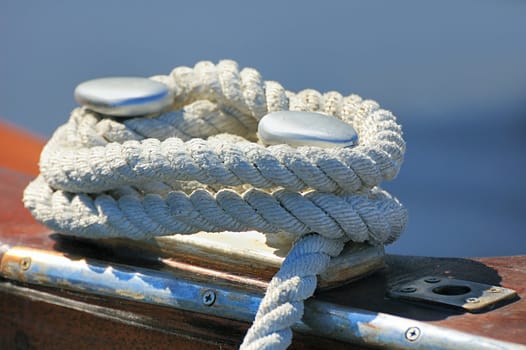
24,177 -> 405,243
35,60 -> 404,196
23,60 -> 408,350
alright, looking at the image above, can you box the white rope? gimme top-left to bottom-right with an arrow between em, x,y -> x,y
23,60 -> 407,349
240,234 -> 344,350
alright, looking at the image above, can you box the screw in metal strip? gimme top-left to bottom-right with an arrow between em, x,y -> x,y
405,327 -> 421,342
202,290 -> 216,306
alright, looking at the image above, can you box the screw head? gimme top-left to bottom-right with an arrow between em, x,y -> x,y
424,277 -> 441,284
202,290 -> 216,306
489,287 -> 503,293
405,327 -> 421,342
400,286 -> 417,293
466,297 -> 480,304
19,257 -> 31,271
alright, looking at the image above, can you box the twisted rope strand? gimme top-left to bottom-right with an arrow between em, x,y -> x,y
24,177 -> 406,243
240,234 -> 344,350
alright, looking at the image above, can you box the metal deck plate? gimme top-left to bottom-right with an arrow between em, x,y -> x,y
389,276 -> 517,312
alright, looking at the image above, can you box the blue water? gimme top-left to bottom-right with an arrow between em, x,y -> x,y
1,1 -> 525,257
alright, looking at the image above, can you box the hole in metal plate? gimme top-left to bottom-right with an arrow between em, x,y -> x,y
433,285 -> 471,296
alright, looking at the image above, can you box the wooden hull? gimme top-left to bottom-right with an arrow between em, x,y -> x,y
0,123 -> 525,349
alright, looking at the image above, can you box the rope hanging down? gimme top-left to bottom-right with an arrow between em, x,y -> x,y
23,60 -> 407,349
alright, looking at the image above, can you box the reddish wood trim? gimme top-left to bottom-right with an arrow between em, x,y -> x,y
0,120 -> 45,175
0,169 -> 52,249
435,255 -> 526,343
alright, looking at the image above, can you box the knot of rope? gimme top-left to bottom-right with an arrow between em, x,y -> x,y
23,60 -> 407,349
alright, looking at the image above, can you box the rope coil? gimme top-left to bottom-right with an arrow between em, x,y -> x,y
23,60 -> 407,349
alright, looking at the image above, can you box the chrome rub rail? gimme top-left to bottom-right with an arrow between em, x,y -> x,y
1,246 -> 523,350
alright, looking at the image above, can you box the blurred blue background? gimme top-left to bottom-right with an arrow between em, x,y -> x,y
1,0 -> 525,257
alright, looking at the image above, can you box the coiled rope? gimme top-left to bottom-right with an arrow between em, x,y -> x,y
23,60 -> 407,349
